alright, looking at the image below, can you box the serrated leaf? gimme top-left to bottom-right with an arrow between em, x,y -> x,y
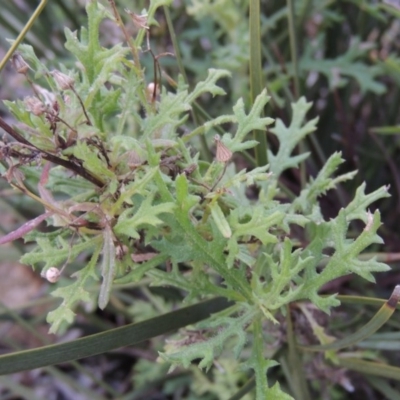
47,242 -> 102,333
293,152 -> 356,214
186,68 -> 231,103
161,307 -> 256,371
111,167 -> 158,212
301,37 -> 386,94
114,194 -> 175,239
229,206 -> 284,245
344,184 -> 390,222
141,90 -> 191,139
21,235 -> 101,270
221,90 -> 274,154
268,97 -> 317,177
73,141 -> 114,180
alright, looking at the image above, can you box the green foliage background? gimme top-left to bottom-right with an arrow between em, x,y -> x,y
0,1 -> 400,399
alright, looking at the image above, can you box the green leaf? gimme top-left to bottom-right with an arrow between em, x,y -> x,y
161,305 -> 256,371
229,206 -> 284,245
293,152 -> 357,214
268,97 -> 317,177
141,90 -> 191,139
73,141 -> 114,180
209,201 -> 232,238
301,36 -> 386,94
244,318 -> 290,400
0,297 -> 233,375
98,226 -> 116,310
20,235 -> 100,270
221,90 -> 274,154
47,241 -> 102,333
186,68 -> 231,103
114,194 -> 175,240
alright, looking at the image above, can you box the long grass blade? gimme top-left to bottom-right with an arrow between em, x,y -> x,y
300,285 -> 400,352
0,0 -> 48,73
0,297 -> 232,375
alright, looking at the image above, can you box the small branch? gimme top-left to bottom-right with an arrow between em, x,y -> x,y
108,0 -> 143,76
0,116 -> 105,187
70,87 -> 92,125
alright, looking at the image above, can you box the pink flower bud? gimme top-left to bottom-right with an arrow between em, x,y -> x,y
51,70 -> 75,90
45,267 -> 60,283
11,53 -> 31,75
24,96 -> 46,116
214,135 -> 232,163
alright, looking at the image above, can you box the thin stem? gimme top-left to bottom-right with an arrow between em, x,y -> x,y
163,5 -> 212,162
163,6 -> 188,84
249,0 -> 268,167
0,117 -> 105,187
285,304 -> 311,399
287,0 -> 308,190
0,0 -> 48,73
286,0 -> 300,99
108,0 -> 143,77
71,87 -> 92,125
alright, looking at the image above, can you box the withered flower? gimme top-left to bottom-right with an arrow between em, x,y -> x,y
214,134 -> 232,163
24,96 -> 46,116
125,10 -> 149,30
11,53 -> 31,75
51,70 -> 75,90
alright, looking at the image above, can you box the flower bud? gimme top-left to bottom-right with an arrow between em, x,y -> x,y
51,70 -> 75,90
125,10 -> 149,30
45,267 -> 60,283
214,135 -> 232,163
146,82 -> 160,103
24,96 -> 46,116
126,150 -> 143,168
11,53 -> 31,75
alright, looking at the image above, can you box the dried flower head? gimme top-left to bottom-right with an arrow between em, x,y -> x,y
24,96 -> 46,116
126,150 -> 143,168
45,267 -> 61,283
51,70 -> 75,90
214,134 -> 232,163
33,84 -> 56,106
11,53 -> 31,75
125,10 -> 149,30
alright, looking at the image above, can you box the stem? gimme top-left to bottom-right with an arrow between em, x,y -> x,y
286,0 -> 300,99
0,0 -> 48,73
287,0 -> 308,189
108,0 -> 143,76
163,5 -> 212,162
249,0 -> 268,167
0,117 -> 105,187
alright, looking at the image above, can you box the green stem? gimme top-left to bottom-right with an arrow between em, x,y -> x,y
286,0 -> 299,99
287,0 -> 307,189
285,305 -> 311,399
249,0 -> 268,167
0,0 -> 48,73
163,5 -> 212,162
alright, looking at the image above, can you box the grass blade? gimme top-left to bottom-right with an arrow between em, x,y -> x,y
0,297 -> 233,375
